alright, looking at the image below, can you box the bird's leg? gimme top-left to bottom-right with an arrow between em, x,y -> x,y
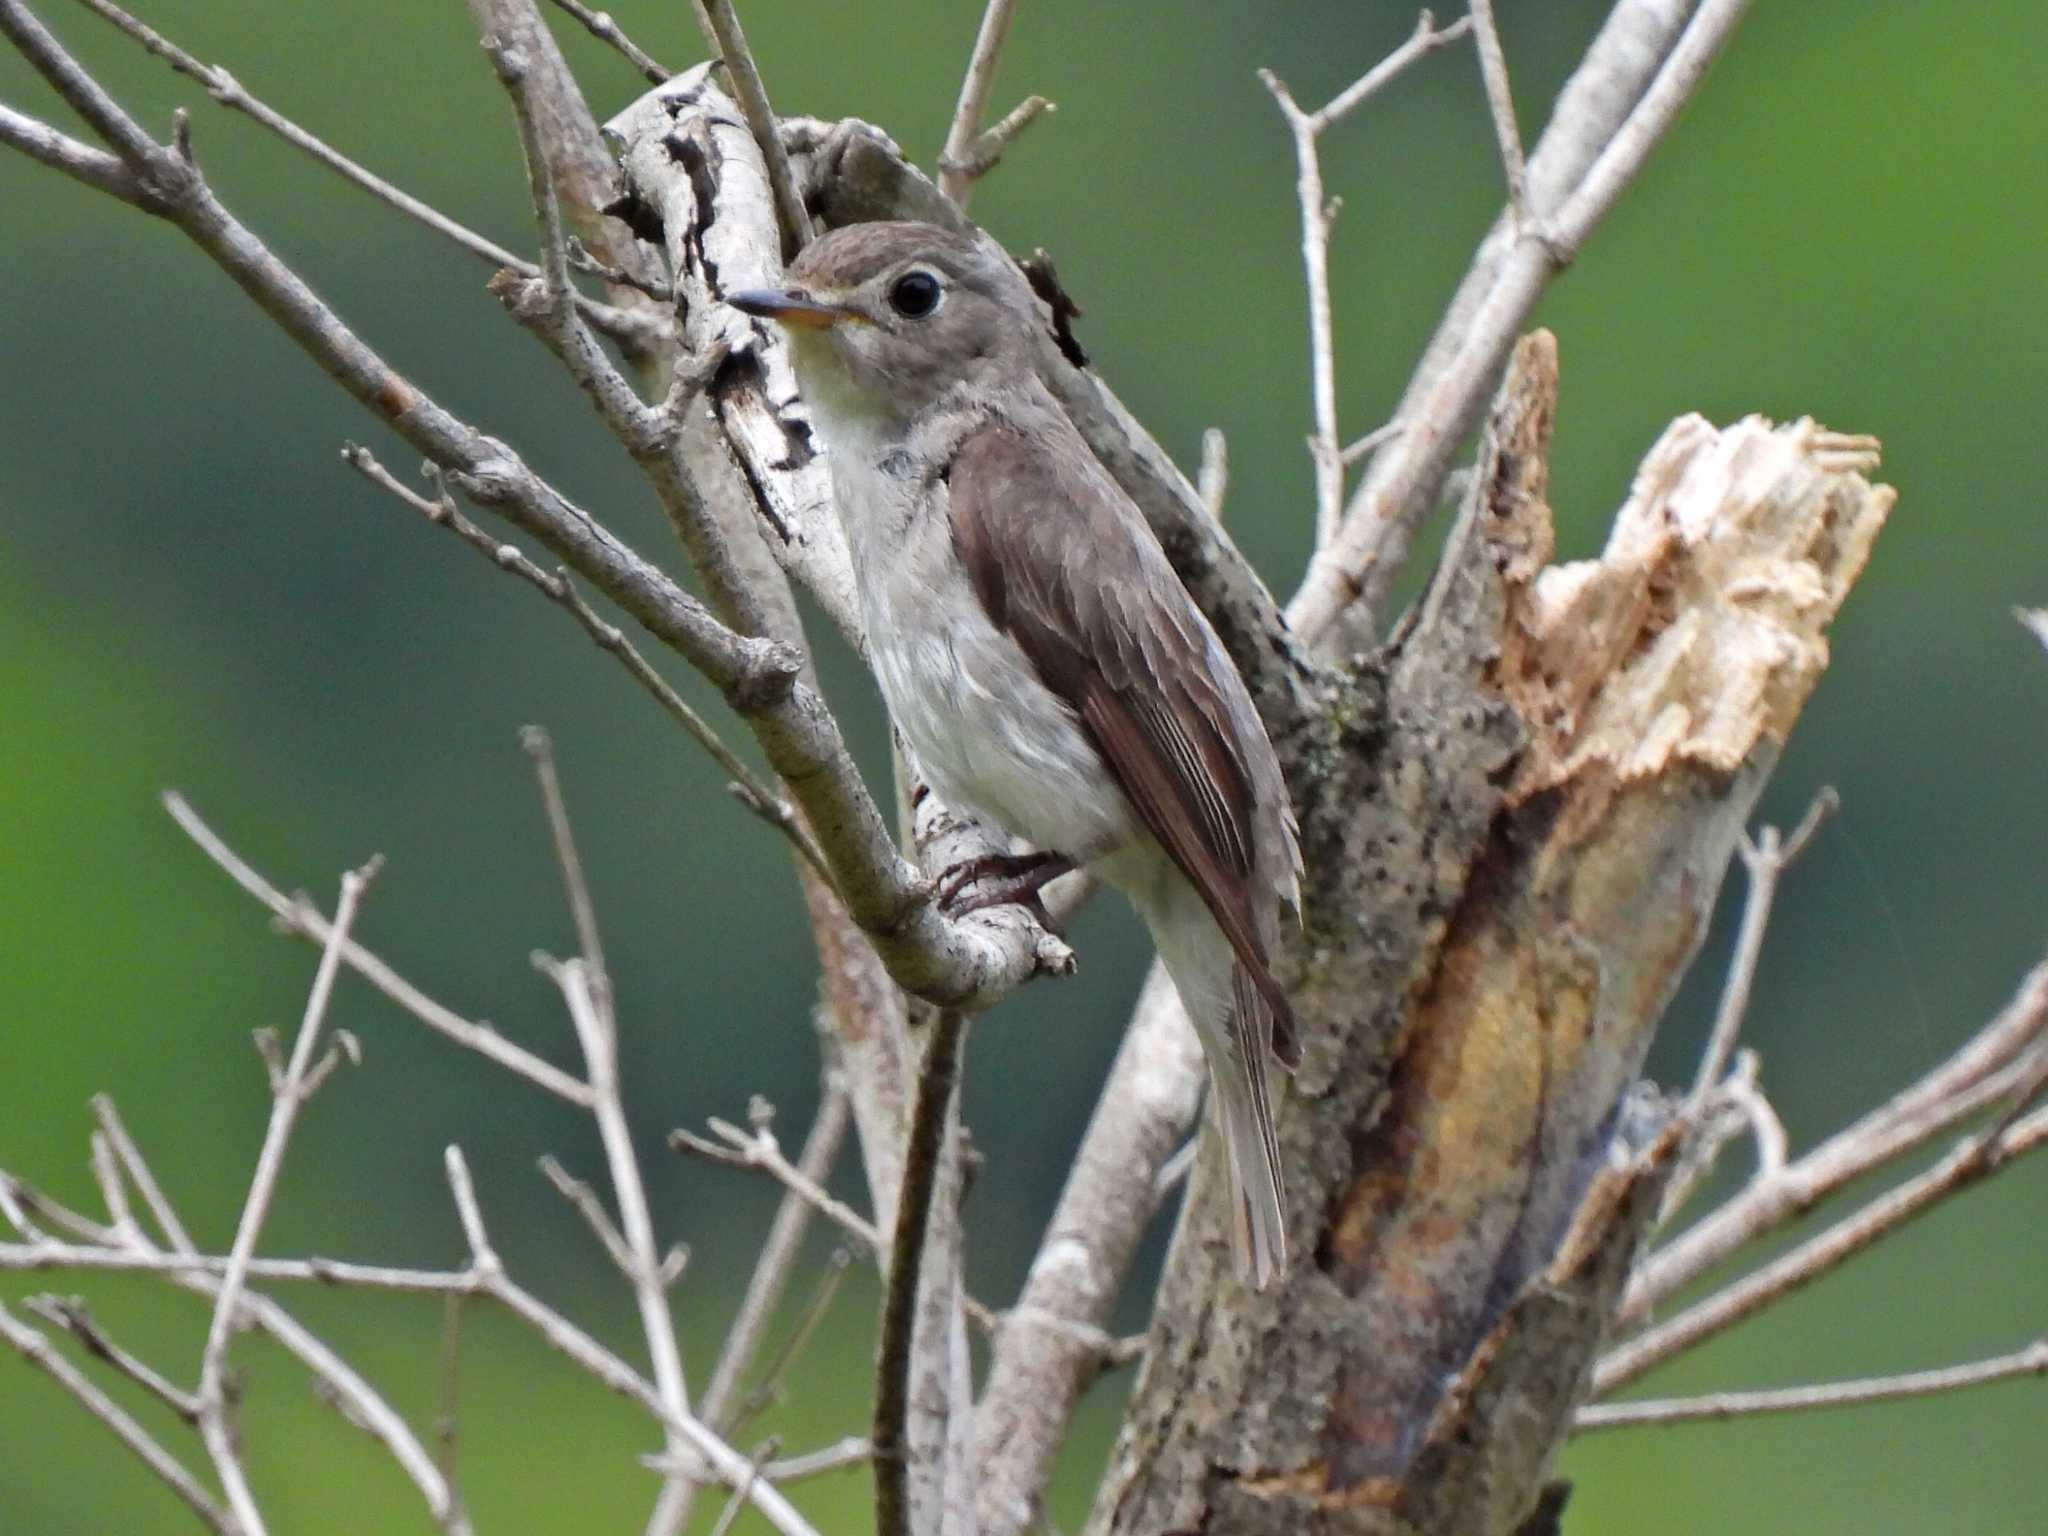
935,849 -> 1076,917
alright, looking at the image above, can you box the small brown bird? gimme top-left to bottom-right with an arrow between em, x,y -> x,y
731,222 -> 1303,1287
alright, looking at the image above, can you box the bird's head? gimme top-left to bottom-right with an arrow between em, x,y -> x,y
727,221 -> 1036,434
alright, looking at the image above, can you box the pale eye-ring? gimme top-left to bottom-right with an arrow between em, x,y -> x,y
888,269 -> 943,319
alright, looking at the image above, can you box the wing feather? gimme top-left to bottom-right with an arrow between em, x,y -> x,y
946,423 -> 1300,1064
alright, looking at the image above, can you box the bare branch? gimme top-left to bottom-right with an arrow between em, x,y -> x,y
937,92 -> 1054,187
1311,11 -> 1474,133
873,1008 -> 967,1536
198,857 -> 378,1536
340,448 -> 827,875
21,1293 -> 200,1423
86,1130 -> 134,1241
705,1440 -> 778,1536
523,727 -> 610,990
166,790 -> 595,1106
1196,427 -> 1229,524
1292,0 -> 1758,641
567,233 -> 673,301
434,1291 -> 467,1502
0,1302 -> 234,1535
545,0 -> 670,82
760,1435 -> 871,1483
2,1159 -> 473,1534
700,1086 -> 851,1430
8,14 -> 1041,1014
1628,962 -> 2048,1324
1467,0 -> 1528,224
544,956 -> 695,1536
539,1154 -> 637,1276
90,1097 -> 193,1253
464,0 -> 659,278
1597,1100 -> 2048,1396
0,98 -> 150,204
673,1118 -> 882,1254
1261,12 -> 1475,551
937,0 -> 1027,206
1687,790 -> 1837,1111
68,0 -> 657,345
1340,415 -> 1406,467
0,1238 -> 479,1292
485,27 -> 660,430
691,0 -> 814,249
973,968 -> 1203,1534
729,1246 -> 853,1431
1578,1337 -> 2048,1431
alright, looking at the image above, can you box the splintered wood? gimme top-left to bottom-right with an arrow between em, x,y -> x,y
1501,412 -> 1890,809
1315,340 -> 1892,1526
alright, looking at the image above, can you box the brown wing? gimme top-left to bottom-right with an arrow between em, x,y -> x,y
946,423 -> 1299,1065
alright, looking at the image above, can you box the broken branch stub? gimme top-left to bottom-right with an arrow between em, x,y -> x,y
1093,334 -> 1893,1535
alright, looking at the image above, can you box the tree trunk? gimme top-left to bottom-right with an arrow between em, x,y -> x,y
1092,336 -> 1891,1534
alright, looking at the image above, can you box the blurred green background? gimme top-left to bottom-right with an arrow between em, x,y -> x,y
2,1 -> 2043,1531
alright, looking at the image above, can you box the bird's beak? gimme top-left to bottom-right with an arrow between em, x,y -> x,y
727,287 -> 844,330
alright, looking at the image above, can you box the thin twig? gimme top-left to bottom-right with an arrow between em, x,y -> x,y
0,99 -> 149,204
1577,1338 -> 2048,1431
1197,427 -> 1229,525
701,1086 -> 851,1429
0,1238 -> 485,1291
22,1293 -> 200,1423
1259,71 -> 1342,552
1688,789 -> 1838,1106
434,1291 -> 467,1503
568,234 -> 673,302
2,1157 -> 472,1532
760,1435 -> 871,1482
1627,963 -> 2048,1325
434,1146 -> 816,1535
1597,1102 -> 2048,1396
165,789 -> 595,1106
1467,0 -> 1527,225
872,1008 -> 968,1536
68,0 -> 655,345
7,1 -> 1058,1019
1292,0 -> 1759,640
1260,12 -> 1475,552
0,1302 -> 234,1535
544,0 -> 670,81
86,1130 -> 134,1239
486,29 -> 658,429
731,1247 -> 853,1430
539,1154 -> 637,1276
706,1439 -> 778,1536
938,92 -> 1054,187
544,956 -> 695,1536
523,726 -> 610,995
673,1119 -> 882,1252
340,448 -> 827,876
937,0 -> 1027,206
197,857 -> 378,1536
691,0 -> 813,250
1340,416 -> 1406,467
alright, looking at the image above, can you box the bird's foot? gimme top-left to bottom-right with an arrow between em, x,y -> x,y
934,850 -> 1077,921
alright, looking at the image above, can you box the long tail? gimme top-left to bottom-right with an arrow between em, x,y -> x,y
1212,965 -> 1289,1290
1133,875 -> 1292,1289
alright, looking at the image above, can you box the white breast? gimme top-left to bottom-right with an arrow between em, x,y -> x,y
827,447 -> 1140,864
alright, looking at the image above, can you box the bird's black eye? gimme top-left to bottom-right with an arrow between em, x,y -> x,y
888,269 -> 942,319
